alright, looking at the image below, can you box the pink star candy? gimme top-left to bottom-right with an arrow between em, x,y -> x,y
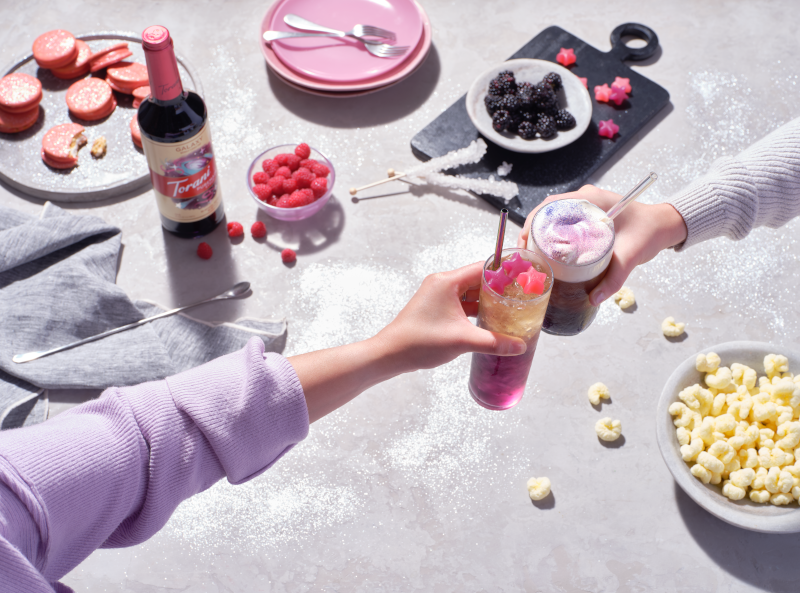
517,268 -> 547,295
609,85 -> 628,106
594,84 -> 612,102
556,47 -> 576,67
485,268 -> 514,295
578,77 -> 588,88
598,119 -> 619,139
612,76 -> 632,93
501,252 -> 532,279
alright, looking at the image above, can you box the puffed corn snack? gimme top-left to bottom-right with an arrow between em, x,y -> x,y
527,477 -> 551,501
662,316 -> 686,337
595,417 -> 622,441
669,352 -> 800,505
588,382 -> 611,406
613,287 -> 635,309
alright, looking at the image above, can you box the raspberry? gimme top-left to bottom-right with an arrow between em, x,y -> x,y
299,188 -> 315,204
197,242 -> 212,259
281,248 -> 297,263
267,176 -> 284,195
278,190 -> 312,208
253,171 -> 270,184
285,154 -> 302,171
267,195 -> 280,207
262,159 -> 279,175
310,162 -> 330,177
310,176 -> 327,199
275,166 -> 292,178
251,221 -> 267,238
293,167 -> 315,188
252,183 -> 272,201
274,153 -> 290,166
295,143 -> 311,159
281,177 -> 298,194
227,221 -> 244,237
299,158 -> 317,169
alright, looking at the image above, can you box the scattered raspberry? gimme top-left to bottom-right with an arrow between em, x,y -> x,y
251,221 -> 267,238
310,176 -> 327,199
227,221 -> 244,237
293,167 -> 315,188
281,248 -> 297,263
299,158 -> 317,169
285,154 -> 302,171
253,171 -> 270,184
281,177 -> 298,194
310,162 -> 330,177
266,176 -> 284,195
252,183 -> 272,201
262,159 -> 280,175
295,143 -> 311,159
274,165 -> 292,179
197,242 -> 212,259
274,153 -> 291,166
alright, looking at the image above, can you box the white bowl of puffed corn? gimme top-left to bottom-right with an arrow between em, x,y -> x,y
657,341 -> 800,533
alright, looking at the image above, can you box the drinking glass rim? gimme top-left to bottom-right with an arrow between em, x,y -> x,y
481,247 -> 553,302
529,200 -> 616,269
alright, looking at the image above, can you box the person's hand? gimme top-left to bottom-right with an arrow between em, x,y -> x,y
374,262 -> 527,374
517,185 -> 687,306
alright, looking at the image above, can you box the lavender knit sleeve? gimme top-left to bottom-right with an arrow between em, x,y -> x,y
0,337 -> 308,592
668,116 -> 800,250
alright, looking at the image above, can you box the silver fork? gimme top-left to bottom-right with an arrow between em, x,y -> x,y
284,14 -> 408,58
263,31 -> 408,58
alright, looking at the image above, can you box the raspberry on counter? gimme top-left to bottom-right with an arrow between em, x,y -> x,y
227,221 -> 244,237
251,221 -> 267,238
281,248 -> 296,263
197,242 -> 212,259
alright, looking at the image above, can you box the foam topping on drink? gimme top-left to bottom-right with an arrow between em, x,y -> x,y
532,199 -> 613,265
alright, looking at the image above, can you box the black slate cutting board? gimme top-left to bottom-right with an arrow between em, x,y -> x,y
410,23 -> 670,225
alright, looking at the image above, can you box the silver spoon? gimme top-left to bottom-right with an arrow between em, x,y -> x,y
12,282 -> 252,364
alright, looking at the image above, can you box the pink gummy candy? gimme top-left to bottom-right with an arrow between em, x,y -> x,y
594,83 -> 612,102
485,268 -> 514,295
517,268 -> 547,295
578,77 -> 588,88
501,252 -> 532,279
609,85 -> 628,106
612,76 -> 632,94
598,119 -> 619,139
556,47 -> 576,67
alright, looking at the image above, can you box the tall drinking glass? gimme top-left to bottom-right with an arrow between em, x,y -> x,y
527,199 -> 615,336
468,248 -> 553,410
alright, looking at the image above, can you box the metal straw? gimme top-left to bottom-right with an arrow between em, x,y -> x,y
492,208 -> 509,270
605,172 -> 659,220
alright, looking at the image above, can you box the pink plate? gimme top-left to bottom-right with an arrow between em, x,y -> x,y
260,0 -> 431,93
267,0 -> 423,84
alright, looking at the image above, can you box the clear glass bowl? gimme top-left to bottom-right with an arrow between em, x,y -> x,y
246,144 -> 335,221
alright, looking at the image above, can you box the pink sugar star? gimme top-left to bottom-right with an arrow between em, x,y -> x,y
609,85 -> 628,106
598,119 -> 619,139
556,47 -> 576,67
501,252 -> 532,279
612,76 -> 632,94
578,77 -> 588,88
594,83 -> 612,102
517,268 -> 547,295
485,268 -> 514,295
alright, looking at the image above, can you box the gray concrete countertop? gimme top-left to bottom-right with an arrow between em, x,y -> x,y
2,1 -> 800,591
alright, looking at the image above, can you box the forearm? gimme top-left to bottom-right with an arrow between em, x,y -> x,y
289,334 -> 401,423
668,116 -> 800,250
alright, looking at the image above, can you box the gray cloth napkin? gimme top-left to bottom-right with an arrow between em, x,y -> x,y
0,202 -> 287,430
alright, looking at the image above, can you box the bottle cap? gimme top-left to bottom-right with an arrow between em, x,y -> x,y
142,25 -> 171,51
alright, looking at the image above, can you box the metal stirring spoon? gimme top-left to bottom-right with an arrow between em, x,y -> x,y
12,282 -> 252,364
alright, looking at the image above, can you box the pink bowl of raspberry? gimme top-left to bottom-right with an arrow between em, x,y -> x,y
246,144 -> 335,221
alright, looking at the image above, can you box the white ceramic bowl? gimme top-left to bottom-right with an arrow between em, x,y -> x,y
657,341 -> 800,533
465,58 -> 592,154
246,144 -> 335,221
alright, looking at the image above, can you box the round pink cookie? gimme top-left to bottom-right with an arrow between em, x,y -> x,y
41,122 -> 84,164
66,77 -> 114,120
0,73 -> 42,114
32,30 -> 78,69
0,105 -> 40,134
89,48 -> 133,73
107,62 -> 149,91
41,149 -> 78,169
130,114 -> 142,148
51,40 -> 93,80
132,85 -> 150,108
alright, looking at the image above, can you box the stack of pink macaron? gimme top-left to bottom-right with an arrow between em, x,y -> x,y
0,72 -> 42,134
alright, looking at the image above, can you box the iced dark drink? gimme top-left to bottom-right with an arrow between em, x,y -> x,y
468,248 -> 553,410
527,199 -> 614,336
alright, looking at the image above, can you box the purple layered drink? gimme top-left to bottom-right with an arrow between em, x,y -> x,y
527,199 -> 614,336
468,248 -> 553,410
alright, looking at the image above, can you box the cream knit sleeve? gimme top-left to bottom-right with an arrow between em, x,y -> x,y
668,116 -> 800,251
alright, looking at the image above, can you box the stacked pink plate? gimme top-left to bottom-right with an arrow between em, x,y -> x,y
260,0 -> 432,97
